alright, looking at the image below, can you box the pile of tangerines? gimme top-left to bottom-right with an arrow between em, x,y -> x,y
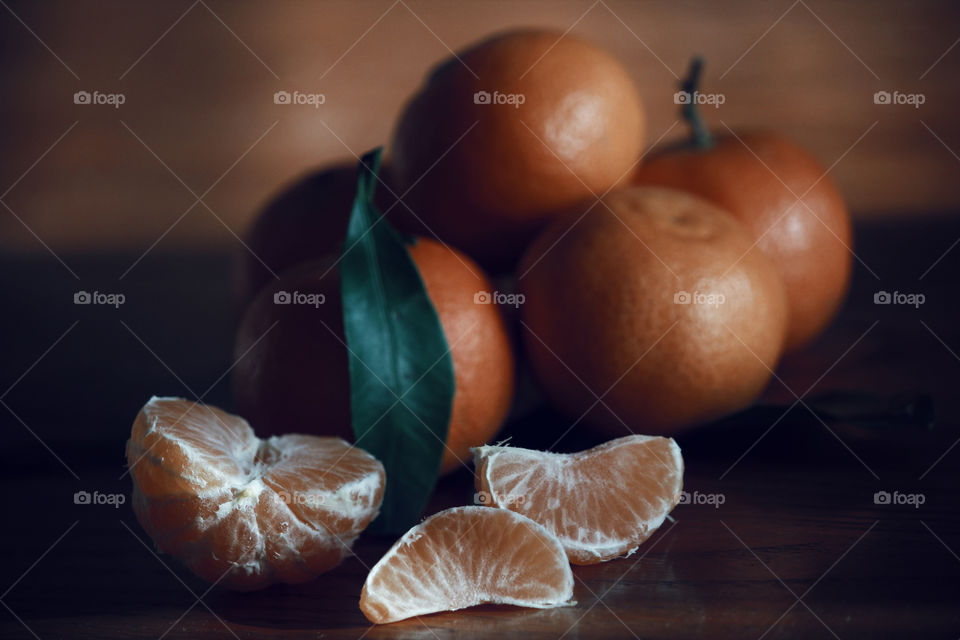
126,29 -> 851,623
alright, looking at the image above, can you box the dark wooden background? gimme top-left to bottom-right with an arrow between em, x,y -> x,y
1,217 -> 959,638
1,1 -> 959,638
0,0 -> 959,254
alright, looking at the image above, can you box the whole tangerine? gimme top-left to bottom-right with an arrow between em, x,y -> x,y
234,163 -> 396,310
518,186 -> 788,436
232,238 -> 515,475
389,28 -> 646,272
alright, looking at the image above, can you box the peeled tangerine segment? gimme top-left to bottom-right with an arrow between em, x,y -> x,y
360,506 -> 575,624
473,435 -> 684,564
126,397 -> 385,591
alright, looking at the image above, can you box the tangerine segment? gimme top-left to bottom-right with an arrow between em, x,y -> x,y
473,435 -> 683,564
126,397 -> 385,591
360,506 -> 574,624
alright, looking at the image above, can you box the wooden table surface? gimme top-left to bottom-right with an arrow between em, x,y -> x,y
1,215 -> 959,638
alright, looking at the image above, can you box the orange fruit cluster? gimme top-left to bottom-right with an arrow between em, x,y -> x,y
126,399 -> 683,620
236,30 -> 850,446
130,24 -> 853,625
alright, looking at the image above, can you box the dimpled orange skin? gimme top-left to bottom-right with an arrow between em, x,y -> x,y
389,29 -> 645,273
234,164 -> 397,310
232,238 -> 515,475
518,186 -> 789,436
634,132 -> 852,352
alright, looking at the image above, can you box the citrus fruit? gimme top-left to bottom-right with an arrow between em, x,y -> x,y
389,28 -> 645,272
635,133 -> 851,353
233,163 -> 396,309
233,237 -> 515,475
473,435 -> 683,564
519,186 -> 789,436
126,396 -> 385,591
359,506 -> 574,624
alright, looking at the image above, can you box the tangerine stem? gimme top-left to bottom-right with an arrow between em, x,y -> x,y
680,56 -> 714,150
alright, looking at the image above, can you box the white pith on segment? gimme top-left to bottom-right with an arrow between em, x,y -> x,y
126,396 -> 385,590
474,435 -> 684,564
361,506 -> 575,623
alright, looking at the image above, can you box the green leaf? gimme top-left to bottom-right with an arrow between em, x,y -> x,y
340,147 -> 454,534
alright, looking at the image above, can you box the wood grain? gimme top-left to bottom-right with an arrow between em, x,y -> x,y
1,0 -> 959,254
0,216 -> 959,637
